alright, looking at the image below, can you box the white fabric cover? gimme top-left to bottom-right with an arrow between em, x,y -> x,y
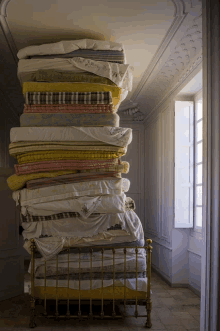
23,229 -> 144,260
18,58 -> 133,91
30,247 -> 146,273
21,210 -> 142,241
17,39 -> 125,59
10,126 -> 132,147
31,278 -> 148,292
13,178 -> 130,206
20,193 -> 127,218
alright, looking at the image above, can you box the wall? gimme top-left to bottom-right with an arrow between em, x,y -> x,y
143,87 -> 202,295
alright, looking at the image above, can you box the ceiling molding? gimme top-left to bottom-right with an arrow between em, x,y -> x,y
0,0 -> 17,64
121,0 -> 191,109
143,55 -> 202,126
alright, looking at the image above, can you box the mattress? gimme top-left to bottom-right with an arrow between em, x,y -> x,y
25,172 -> 121,190
21,211 -> 143,243
20,70 -> 118,87
23,103 -> 115,114
32,279 -> 148,295
17,39 -> 125,60
24,91 -> 113,105
10,126 -> 132,148
24,234 -> 144,260
30,49 -> 125,62
20,194 -> 128,217
13,178 -> 130,206
20,113 -> 120,127
31,246 -> 146,275
22,82 -> 126,107
18,58 -> 132,91
17,151 -> 122,164
14,159 -> 122,175
9,142 -> 126,157
7,165 -> 129,191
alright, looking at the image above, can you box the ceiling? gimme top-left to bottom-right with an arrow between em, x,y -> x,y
1,0 -> 203,121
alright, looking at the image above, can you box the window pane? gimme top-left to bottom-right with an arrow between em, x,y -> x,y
196,142 -> 203,163
196,185 -> 203,205
196,120 -> 203,141
195,206 -> 202,227
196,101 -> 203,121
196,164 -> 203,184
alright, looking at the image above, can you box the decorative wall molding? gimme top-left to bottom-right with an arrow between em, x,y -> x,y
0,0 -> 17,64
119,104 -> 145,122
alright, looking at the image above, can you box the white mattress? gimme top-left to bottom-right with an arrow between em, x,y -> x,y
20,193 -> 127,218
13,178 -> 130,206
31,278 -> 148,292
18,58 -> 133,91
10,126 -> 132,147
21,210 -> 143,242
17,39 -> 125,59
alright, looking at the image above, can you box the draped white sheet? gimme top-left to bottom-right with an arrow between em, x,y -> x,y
18,58 -> 133,91
20,193 -> 127,217
13,178 -> 130,207
10,126 -> 132,147
21,210 -> 142,241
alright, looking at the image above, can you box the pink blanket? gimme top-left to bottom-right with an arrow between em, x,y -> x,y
15,159 -> 119,175
23,104 -> 114,114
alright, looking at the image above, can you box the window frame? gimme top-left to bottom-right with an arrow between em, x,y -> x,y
192,89 -> 203,234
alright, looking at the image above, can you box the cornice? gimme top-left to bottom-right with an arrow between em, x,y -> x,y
0,0 -> 17,64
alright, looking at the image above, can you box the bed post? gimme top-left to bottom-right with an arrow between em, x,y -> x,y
29,238 -> 36,328
145,239 -> 153,328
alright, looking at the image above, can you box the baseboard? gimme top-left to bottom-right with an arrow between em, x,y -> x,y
152,266 -> 200,297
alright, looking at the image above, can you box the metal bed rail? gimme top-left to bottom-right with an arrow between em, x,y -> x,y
29,239 -> 153,328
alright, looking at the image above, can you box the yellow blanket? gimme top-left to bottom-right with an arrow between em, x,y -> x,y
9,142 -> 126,158
7,170 -> 77,191
7,162 -> 129,191
17,150 -> 123,164
22,82 -> 122,107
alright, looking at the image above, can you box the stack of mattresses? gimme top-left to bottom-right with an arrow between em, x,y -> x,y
7,39 -> 147,293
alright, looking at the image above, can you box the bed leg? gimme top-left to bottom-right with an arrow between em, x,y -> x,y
29,296 -> 36,328
145,298 -> 152,328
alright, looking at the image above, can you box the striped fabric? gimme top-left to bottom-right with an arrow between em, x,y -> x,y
21,212 -> 80,222
23,104 -> 114,113
14,159 -> 120,175
25,91 -> 113,105
26,172 -> 120,189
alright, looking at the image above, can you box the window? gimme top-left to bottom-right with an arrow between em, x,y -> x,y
194,97 -> 203,228
174,95 -> 203,229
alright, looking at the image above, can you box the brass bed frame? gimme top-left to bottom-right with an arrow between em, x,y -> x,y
29,238 -> 153,328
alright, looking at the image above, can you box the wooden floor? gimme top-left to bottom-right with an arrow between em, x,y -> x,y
0,270 -> 200,330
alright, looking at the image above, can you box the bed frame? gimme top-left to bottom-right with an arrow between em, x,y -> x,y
29,238 -> 153,328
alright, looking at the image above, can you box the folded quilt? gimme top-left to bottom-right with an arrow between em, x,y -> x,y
20,70 -> 118,86
26,172 -> 121,189
23,103 -> 115,114
7,164 -> 129,191
9,142 -> 126,157
24,91 -> 113,105
20,194 -> 133,217
18,58 -> 132,91
17,151 -> 123,164
10,127 -> 132,148
13,178 -> 130,206
21,211 -> 141,242
14,159 -> 120,175
7,170 -> 77,191
20,113 -> 120,127
17,39 -> 125,60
